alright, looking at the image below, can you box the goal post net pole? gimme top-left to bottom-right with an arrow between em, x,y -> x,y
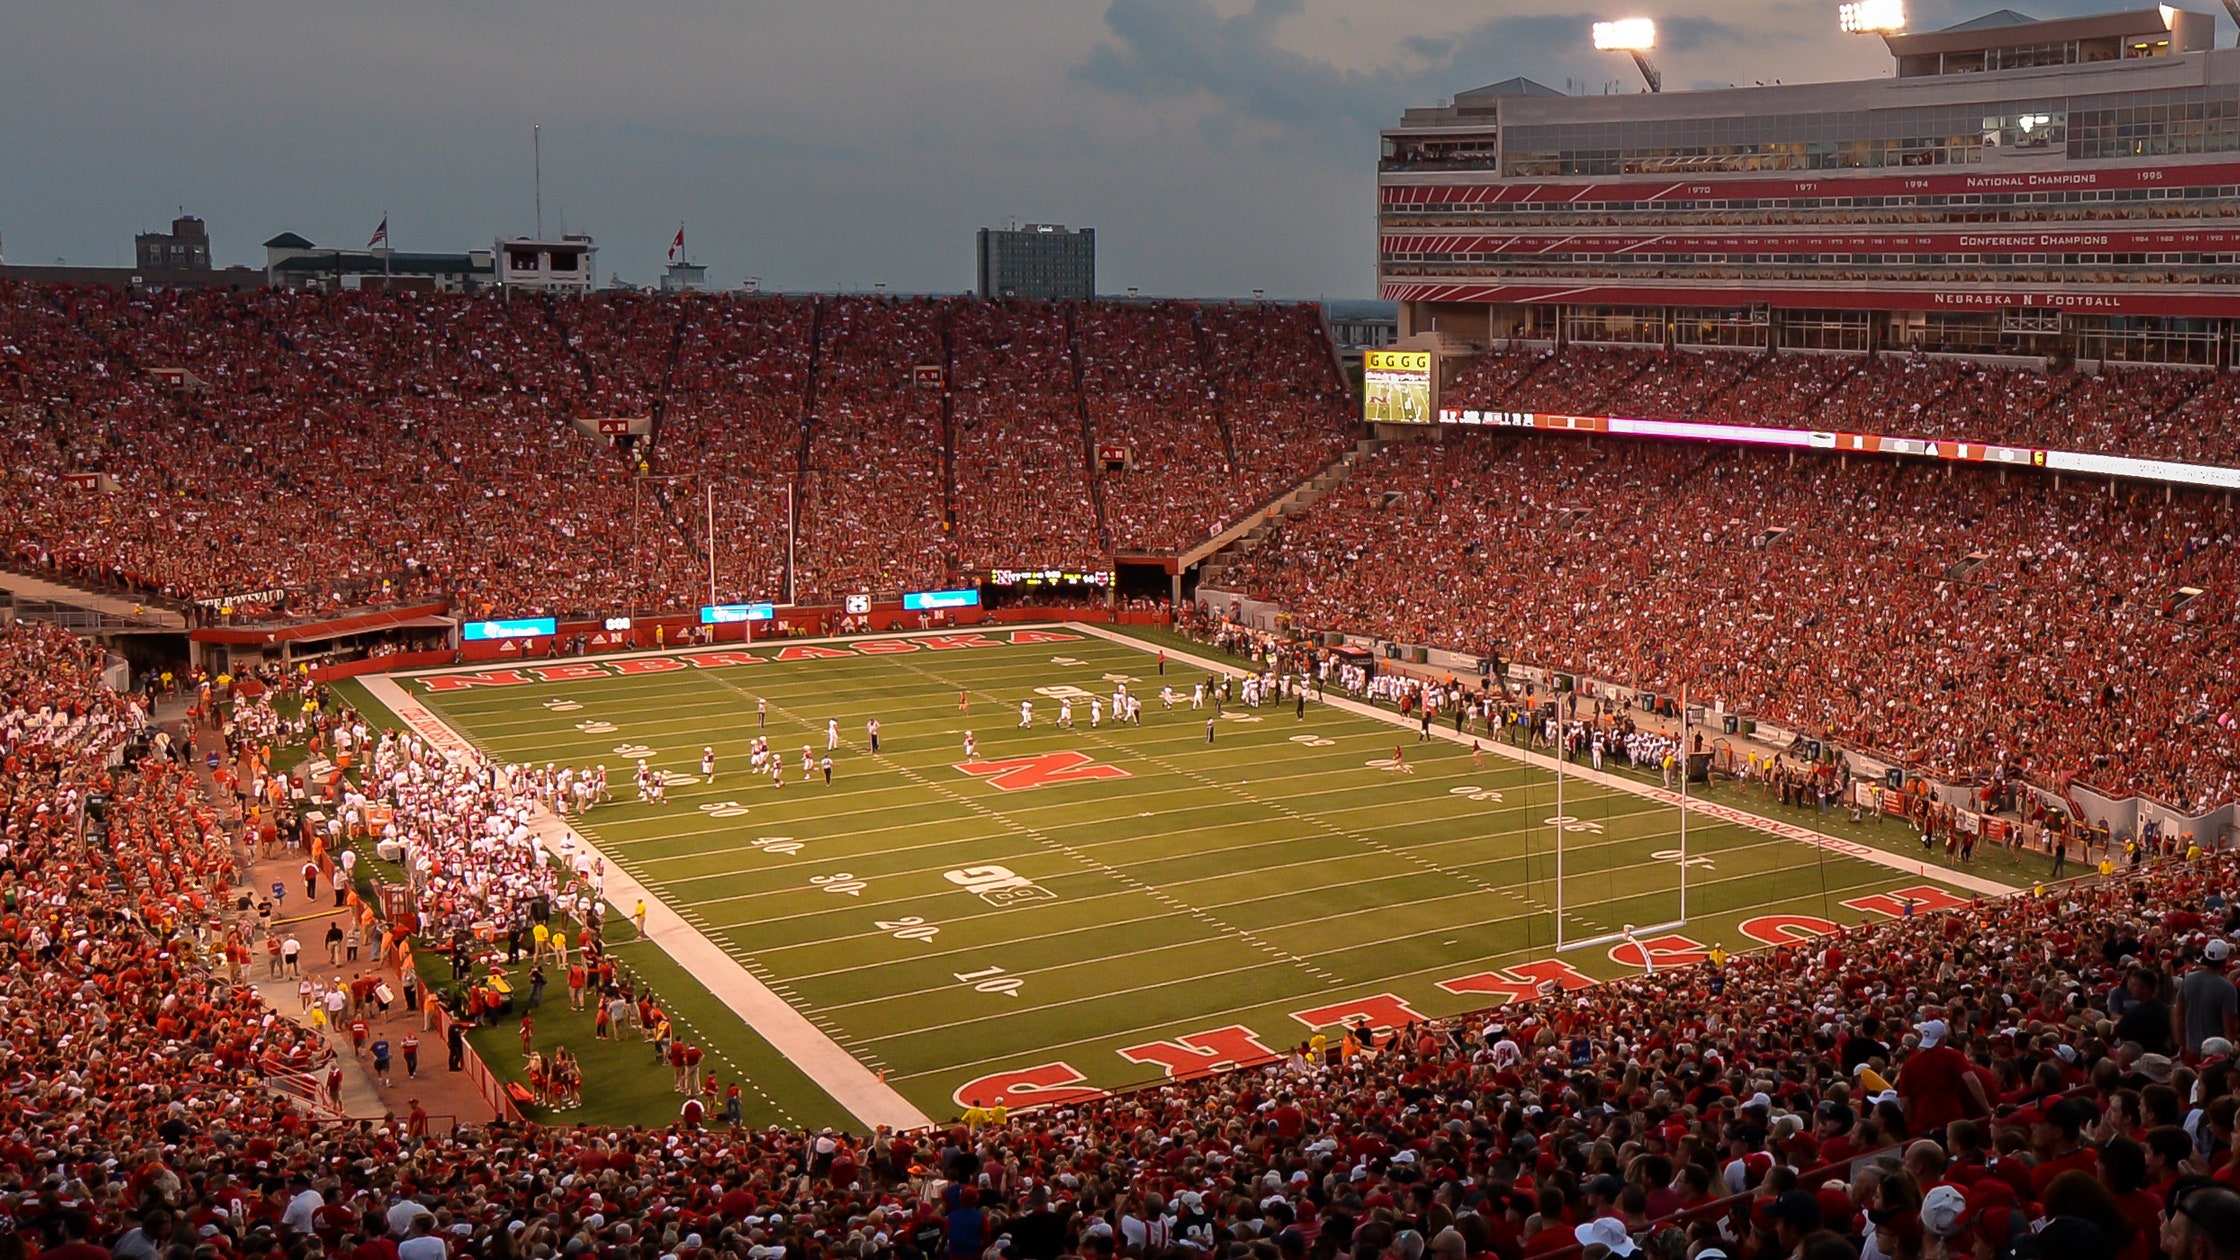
1552,687 -> 1691,956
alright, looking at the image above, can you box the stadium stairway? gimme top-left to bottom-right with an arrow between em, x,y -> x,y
1063,303 -> 1116,553
1190,308 -> 1245,475
0,565 -> 188,630
1191,433 -> 1389,584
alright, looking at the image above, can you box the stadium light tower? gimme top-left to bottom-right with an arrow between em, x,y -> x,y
1592,19 -> 1661,93
1837,0 -> 1906,33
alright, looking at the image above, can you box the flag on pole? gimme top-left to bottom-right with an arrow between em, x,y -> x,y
668,224 -> 685,264
367,216 -> 389,249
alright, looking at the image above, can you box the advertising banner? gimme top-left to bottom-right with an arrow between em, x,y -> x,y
700,603 -> 776,624
902,589 -> 981,611
462,618 -> 556,641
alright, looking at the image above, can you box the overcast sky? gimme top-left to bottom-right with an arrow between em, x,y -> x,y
0,0 -> 2211,298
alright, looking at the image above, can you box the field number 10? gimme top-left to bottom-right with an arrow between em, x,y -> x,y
955,965 -> 1023,996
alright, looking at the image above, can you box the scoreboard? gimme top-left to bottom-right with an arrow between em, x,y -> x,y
1363,350 -> 1432,425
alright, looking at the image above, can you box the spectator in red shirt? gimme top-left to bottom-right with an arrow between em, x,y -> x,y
1897,1018 -> 1987,1136
2031,1098 -> 2105,1197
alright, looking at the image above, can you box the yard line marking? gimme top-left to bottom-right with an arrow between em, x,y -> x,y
373,626 -> 1996,1112
881,869 -> 1917,1083
382,621 -> 1088,681
590,756 -> 1665,853
848,950 -> 1340,1048
696,664 -> 1345,990
683,777 -> 1894,936
356,673 -> 931,1133
1065,624 -> 2019,898
1056,712 -> 1619,941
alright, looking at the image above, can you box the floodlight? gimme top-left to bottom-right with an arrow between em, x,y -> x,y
1592,18 -> 1658,49
1838,0 -> 1907,33
1592,18 -> 1662,92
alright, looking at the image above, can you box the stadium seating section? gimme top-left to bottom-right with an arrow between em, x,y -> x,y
1226,433 -> 2240,806
0,285 -> 1354,617
1443,344 -> 2240,466
5,619 -> 2238,1260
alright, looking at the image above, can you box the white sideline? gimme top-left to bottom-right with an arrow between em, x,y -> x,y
354,674 -> 934,1133
1066,624 -> 2020,899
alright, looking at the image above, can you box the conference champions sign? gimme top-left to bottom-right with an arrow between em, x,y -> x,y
1363,350 -> 1433,425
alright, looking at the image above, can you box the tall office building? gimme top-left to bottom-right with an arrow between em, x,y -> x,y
976,224 -> 1095,301
136,215 -> 213,272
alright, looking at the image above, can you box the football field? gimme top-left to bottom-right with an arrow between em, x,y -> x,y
345,624 -> 2006,1128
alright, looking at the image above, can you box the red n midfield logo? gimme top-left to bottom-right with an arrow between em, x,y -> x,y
955,751 -> 1131,791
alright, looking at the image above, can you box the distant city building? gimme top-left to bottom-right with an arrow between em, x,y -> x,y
976,224 -> 1094,301
496,235 -> 598,295
0,212 -> 257,291
262,233 -> 494,293
1326,301 -> 1399,351
136,215 -> 212,272
659,260 -> 710,293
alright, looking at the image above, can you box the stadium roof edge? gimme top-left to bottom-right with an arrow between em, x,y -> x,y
1939,9 -> 2040,31
1886,6 -> 2210,56
1455,76 -> 1565,102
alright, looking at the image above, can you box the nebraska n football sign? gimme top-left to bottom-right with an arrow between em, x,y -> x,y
954,751 -> 1131,791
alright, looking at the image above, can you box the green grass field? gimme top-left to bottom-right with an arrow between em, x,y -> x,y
342,624 -> 2002,1130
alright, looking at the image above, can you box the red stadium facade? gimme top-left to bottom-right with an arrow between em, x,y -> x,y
1381,7 -> 2240,363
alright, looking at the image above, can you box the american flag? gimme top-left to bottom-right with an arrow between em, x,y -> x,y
367,216 -> 388,249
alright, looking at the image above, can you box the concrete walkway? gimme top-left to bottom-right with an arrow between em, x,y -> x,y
356,674 -> 933,1132
176,699 -> 495,1128
1067,624 -> 2019,899
1,570 -> 185,626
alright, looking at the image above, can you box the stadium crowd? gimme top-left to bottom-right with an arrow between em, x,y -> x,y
11,613 -> 2240,1260
948,301 -> 1106,572
0,284 -> 1353,613
1079,302 -> 1238,553
1225,434 -> 2240,807
1442,345 -> 2240,469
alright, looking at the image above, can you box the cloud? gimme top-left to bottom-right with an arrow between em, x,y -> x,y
1073,0 -> 1402,142
1073,0 -> 1763,156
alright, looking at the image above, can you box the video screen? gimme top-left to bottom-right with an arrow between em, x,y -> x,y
1363,350 -> 1432,425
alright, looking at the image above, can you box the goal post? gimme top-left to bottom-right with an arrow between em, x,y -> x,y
1552,686 -> 1692,954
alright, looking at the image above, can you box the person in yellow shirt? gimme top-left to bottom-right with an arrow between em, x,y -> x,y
532,922 -> 551,961
961,1100 -> 991,1126
1708,943 -> 1729,969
